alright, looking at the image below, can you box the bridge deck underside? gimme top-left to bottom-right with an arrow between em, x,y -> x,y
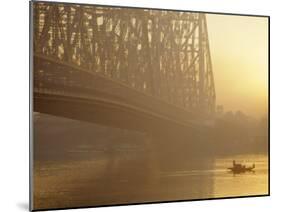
34,55 -> 209,136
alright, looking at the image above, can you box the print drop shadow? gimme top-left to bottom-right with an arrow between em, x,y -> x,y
16,202 -> 29,211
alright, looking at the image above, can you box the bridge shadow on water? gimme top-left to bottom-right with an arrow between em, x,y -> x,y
33,113 -> 215,210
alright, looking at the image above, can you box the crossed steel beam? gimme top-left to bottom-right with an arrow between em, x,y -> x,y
33,2 -> 216,114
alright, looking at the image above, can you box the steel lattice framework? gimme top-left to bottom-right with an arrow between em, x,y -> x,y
33,2 -> 216,114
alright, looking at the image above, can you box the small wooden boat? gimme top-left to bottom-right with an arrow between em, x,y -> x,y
227,160 -> 255,174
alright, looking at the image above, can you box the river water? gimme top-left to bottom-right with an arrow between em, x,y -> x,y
33,114 -> 268,210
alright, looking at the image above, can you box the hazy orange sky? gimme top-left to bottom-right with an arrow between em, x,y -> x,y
206,14 -> 268,118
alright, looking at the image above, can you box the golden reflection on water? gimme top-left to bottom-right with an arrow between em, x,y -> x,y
213,154 -> 268,198
33,154 -> 268,210
33,114 -> 268,210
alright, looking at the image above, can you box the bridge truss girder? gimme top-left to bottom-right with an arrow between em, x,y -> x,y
33,2 -> 216,114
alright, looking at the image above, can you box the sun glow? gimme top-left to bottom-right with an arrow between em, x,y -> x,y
207,14 -> 268,118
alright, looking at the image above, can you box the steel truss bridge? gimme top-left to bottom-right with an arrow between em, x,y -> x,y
32,2 -> 216,134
